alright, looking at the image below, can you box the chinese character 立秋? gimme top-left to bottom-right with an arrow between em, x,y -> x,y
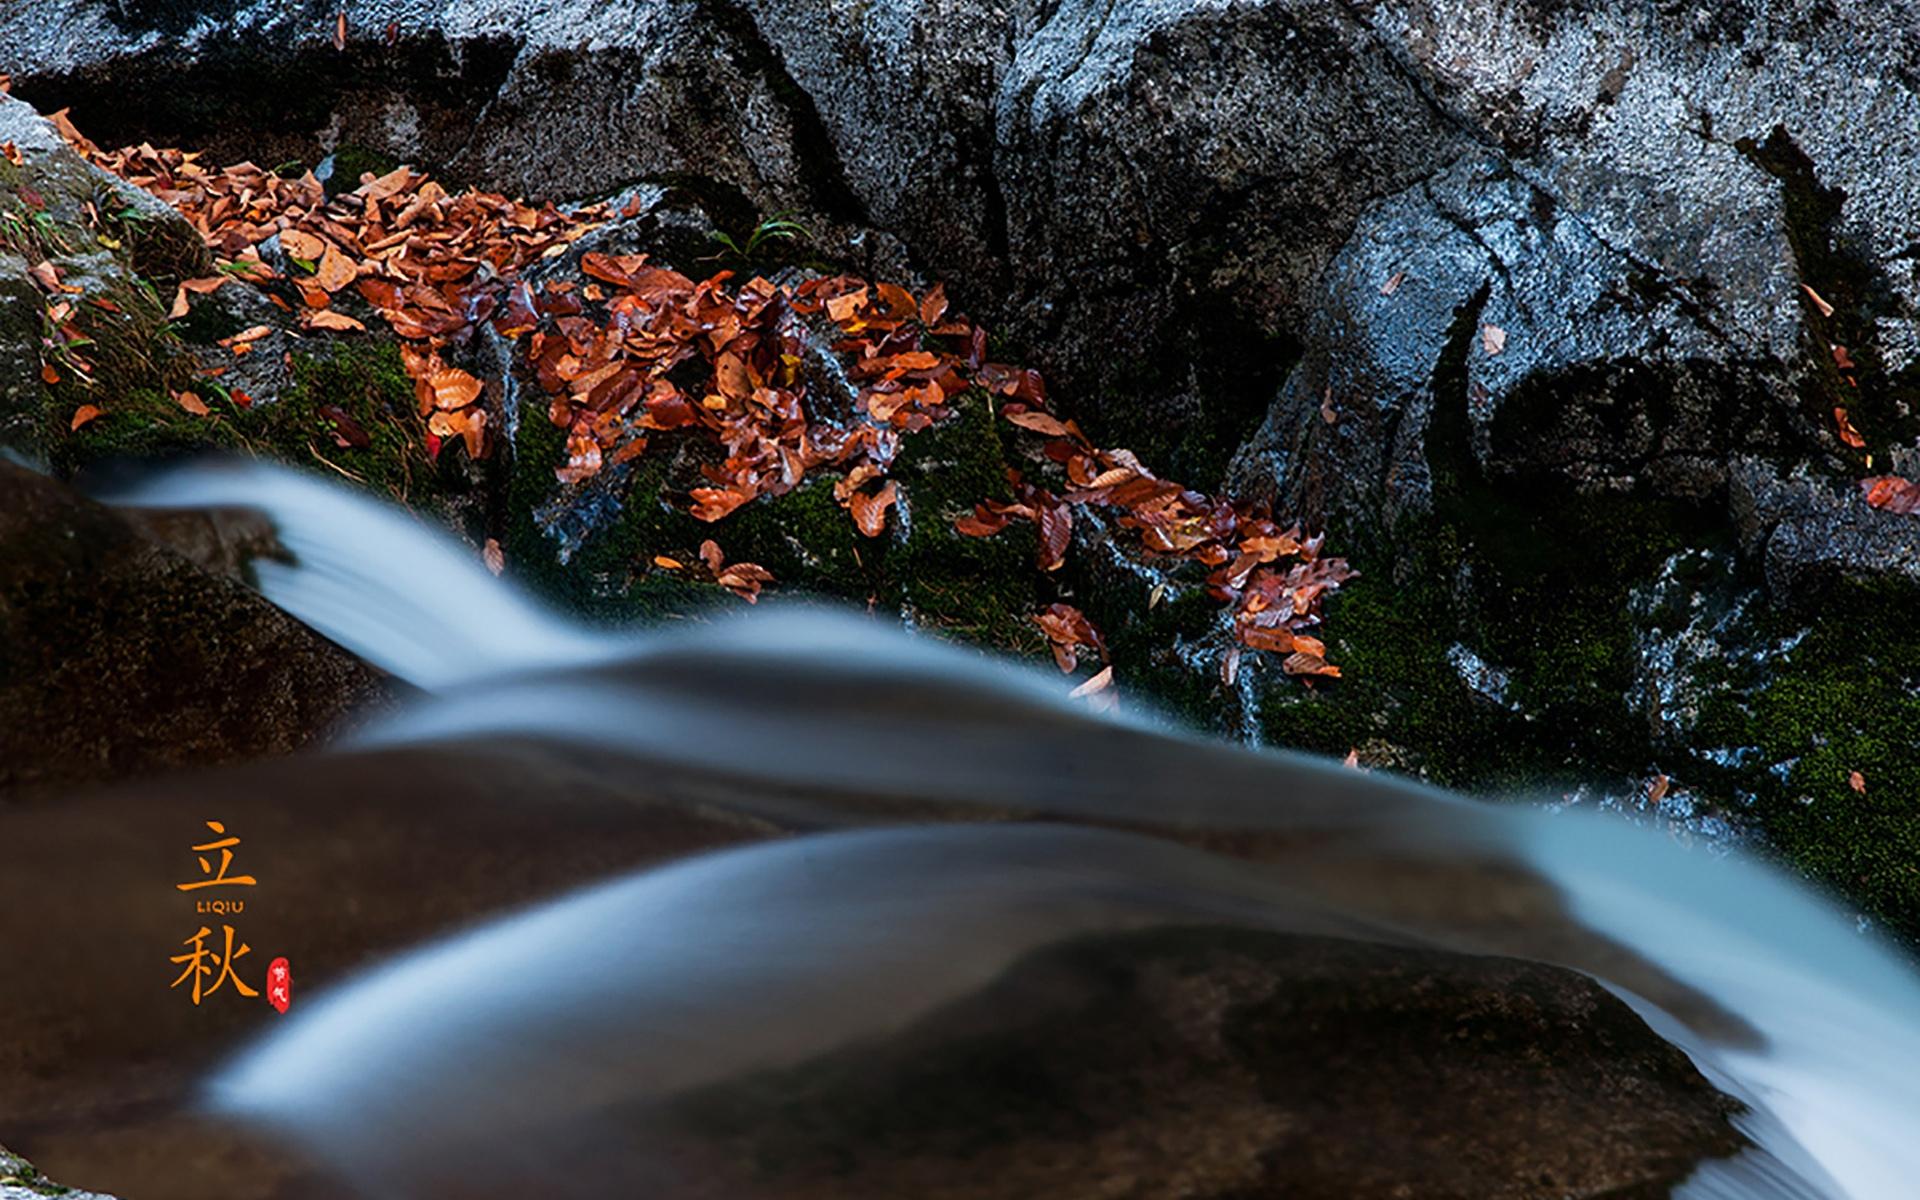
176,820 -> 257,891
169,924 -> 260,1005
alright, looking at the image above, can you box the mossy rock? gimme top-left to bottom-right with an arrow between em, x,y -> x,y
504,387 -> 1049,659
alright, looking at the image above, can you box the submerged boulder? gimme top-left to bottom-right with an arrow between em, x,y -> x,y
0,463 -> 393,798
645,927 -> 1747,1200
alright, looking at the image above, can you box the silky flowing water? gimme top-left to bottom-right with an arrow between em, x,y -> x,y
90,459 -> 1920,1200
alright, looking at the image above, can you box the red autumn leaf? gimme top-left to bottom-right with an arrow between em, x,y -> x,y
427,366 -> 484,411
690,486 -> 752,522
69,404 -> 102,430
173,389 -> 210,416
1282,651 -> 1341,678
1004,409 -> 1074,437
320,403 -> 372,448
1036,502 -> 1071,571
1834,407 -> 1866,449
954,507 -> 1011,538
305,308 -> 367,332
1862,475 -> 1920,515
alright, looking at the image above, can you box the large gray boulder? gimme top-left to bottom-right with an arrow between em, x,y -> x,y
9,0 -> 1917,489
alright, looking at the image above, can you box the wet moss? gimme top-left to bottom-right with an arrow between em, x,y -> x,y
888,389 -> 1045,656
244,341 -> 462,510
1692,579 -> 1920,937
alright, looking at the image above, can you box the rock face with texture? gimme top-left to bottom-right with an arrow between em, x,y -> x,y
13,0 -> 1920,486
0,464 -> 393,798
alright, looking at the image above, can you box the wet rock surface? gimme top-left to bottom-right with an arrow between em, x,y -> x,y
643,927 -> 1747,1200
0,463 -> 393,799
12,0 -> 1915,481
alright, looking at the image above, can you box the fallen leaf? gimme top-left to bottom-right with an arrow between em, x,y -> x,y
173,389 -> 210,416
1320,387 -> 1337,425
427,366 -> 484,410
41,363 -> 60,385
305,309 -> 367,332
1005,409 -> 1073,437
1342,748 -> 1361,769
1834,344 -> 1857,371
69,404 -> 102,430
1379,271 -> 1406,296
1861,475 -> 1920,515
1801,284 -> 1835,318
1,142 -> 20,166
278,229 -> 326,262
1481,323 -> 1507,356
333,10 -> 348,50
848,480 -> 898,538
1849,770 -> 1867,795
1069,665 -> 1114,698
319,403 -> 371,447
653,556 -> 684,570
1648,774 -> 1671,805
1834,406 -> 1866,449
1282,650 -> 1341,677
483,538 -> 505,576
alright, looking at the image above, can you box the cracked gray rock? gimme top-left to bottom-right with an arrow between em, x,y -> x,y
9,0 -> 1918,500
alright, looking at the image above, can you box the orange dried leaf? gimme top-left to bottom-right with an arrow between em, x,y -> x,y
1834,406 -> 1866,449
848,480 -> 898,538
69,404 -> 102,431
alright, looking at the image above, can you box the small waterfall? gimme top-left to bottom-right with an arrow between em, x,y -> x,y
101,460 -> 1920,1199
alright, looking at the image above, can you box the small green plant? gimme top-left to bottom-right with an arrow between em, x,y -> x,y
706,212 -> 812,269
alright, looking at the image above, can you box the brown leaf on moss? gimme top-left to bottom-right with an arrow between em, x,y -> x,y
848,480 -> 898,538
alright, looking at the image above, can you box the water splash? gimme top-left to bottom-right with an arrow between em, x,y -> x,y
96,458 -> 608,688
98,460 -> 1920,1199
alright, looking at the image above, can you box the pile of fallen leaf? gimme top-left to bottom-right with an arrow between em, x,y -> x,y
46,109 -> 1352,681
952,405 -> 1352,681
